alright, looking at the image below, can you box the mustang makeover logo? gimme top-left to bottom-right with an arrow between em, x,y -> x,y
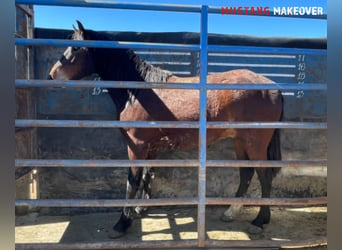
221,6 -> 324,16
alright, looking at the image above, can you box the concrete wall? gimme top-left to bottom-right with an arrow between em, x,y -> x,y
32,29 -> 326,214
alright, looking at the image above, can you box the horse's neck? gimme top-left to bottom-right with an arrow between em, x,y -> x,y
93,46 -> 172,115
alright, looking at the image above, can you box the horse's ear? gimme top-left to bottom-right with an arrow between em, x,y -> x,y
76,20 -> 85,33
72,24 -> 78,32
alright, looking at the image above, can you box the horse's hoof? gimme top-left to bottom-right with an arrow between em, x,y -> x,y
135,206 -> 147,216
220,213 -> 234,222
108,230 -> 126,239
247,224 -> 263,235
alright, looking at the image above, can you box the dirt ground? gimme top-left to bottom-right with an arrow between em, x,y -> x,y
15,206 -> 326,249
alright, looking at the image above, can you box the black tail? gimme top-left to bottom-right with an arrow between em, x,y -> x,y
267,96 -> 283,177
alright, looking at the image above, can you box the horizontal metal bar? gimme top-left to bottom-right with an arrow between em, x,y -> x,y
15,159 -> 199,168
14,0 -> 327,20
15,38 -> 327,56
15,198 -> 198,207
15,196 -> 327,208
15,119 -> 327,129
15,120 -> 199,128
15,240 -> 199,250
15,159 -> 327,168
15,237 -> 327,250
15,38 -> 200,51
207,160 -> 327,168
207,122 -> 327,129
16,79 -> 200,89
205,238 -> 327,249
15,79 -> 327,91
208,45 -> 327,55
206,83 -> 326,91
15,0 -> 203,13
209,52 -> 297,58
208,62 -> 297,68
206,197 -> 327,206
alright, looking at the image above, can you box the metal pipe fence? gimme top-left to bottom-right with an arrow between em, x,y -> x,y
15,0 -> 327,249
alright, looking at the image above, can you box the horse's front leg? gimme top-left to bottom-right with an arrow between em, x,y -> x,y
135,151 -> 156,216
110,146 -> 146,238
135,167 -> 155,215
109,166 -> 143,238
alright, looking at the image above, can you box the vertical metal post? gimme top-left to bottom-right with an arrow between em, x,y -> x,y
198,5 -> 208,247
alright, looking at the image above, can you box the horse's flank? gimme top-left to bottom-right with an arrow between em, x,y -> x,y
121,69 -> 281,154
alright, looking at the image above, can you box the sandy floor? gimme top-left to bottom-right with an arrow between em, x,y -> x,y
16,206 -> 327,248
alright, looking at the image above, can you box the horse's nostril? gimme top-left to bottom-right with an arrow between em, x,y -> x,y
47,75 -> 53,80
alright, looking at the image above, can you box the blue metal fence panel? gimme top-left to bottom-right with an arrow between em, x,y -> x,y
15,0 -> 327,19
15,38 -> 327,54
198,6 -> 208,246
15,79 -> 327,90
14,1 -> 327,249
15,119 -> 327,129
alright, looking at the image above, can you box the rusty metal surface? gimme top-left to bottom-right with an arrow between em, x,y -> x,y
15,238 -> 327,250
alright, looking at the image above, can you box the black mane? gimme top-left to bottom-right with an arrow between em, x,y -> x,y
81,29 -> 172,115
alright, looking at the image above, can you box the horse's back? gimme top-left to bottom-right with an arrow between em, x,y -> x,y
126,69 -> 283,123
168,69 -> 282,122
207,70 -> 282,122
168,69 -> 274,85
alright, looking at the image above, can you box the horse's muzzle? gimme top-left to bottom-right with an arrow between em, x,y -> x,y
47,75 -> 53,80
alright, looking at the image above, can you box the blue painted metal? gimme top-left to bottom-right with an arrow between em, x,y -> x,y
15,119 -> 199,128
15,196 -> 326,208
207,121 -> 327,129
15,38 -> 326,55
208,45 -> 326,55
198,5 -> 208,247
15,198 -> 199,207
15,38 -> 200,51
15,119 -> 327,129
15,0 -> 203,13
15,79 -> 327,91
15,0 -> 327,20
206,83 -> 326,91
15,159 -> 327,168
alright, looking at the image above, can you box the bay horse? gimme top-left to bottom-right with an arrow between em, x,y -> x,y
48,21 -> 283,238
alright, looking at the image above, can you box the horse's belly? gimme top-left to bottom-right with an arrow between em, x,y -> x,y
151,128 -> 236,152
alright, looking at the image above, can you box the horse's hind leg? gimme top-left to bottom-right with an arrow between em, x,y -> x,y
244,133 -> 275,233
252,168 -> 273,227
221,138 -> 255,222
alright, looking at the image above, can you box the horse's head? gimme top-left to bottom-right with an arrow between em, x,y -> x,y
48,21 -> 95,80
